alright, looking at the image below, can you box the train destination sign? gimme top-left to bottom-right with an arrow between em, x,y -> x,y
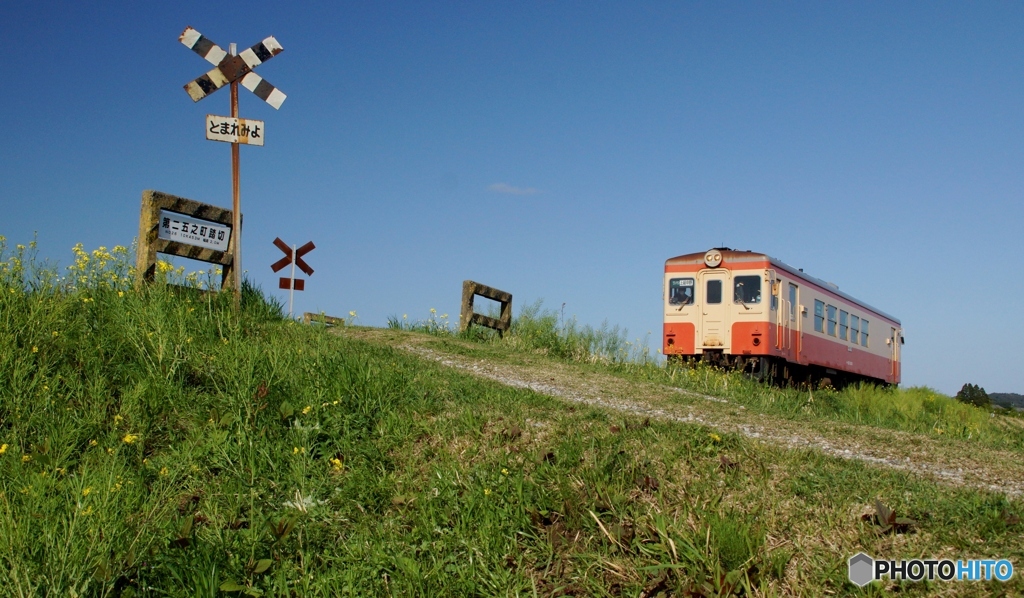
157,209 -> 232,252
206,115 -> 265,146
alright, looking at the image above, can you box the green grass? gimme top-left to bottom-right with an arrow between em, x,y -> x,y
1,238 -> 1022,596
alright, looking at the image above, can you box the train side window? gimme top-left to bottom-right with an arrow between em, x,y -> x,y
789,284 -> 797,322
668,278 -> 695,306
733,276 -> 761,304
839,310 -> 848,340
850,315 -> 860,344
861,320 -> 869,347
814,300 -> 824,332
707,280 -> 722,304
827,305 -> 837,336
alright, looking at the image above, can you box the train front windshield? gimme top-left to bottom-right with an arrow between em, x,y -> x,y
733,276 -> 761,304
669,278 -> 694,305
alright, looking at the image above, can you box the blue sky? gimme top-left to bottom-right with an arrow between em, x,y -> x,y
3,2 -> 1022,395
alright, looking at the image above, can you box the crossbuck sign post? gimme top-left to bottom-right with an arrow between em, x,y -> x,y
271,237 -> 315,317
179,26 -> 287,306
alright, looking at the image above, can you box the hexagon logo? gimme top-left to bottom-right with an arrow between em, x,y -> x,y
848,552 -> 874,587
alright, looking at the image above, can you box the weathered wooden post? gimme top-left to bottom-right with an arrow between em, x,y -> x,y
460,280 -> 513,337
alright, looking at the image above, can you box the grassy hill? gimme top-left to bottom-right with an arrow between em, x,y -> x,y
1,239 -> 1022,596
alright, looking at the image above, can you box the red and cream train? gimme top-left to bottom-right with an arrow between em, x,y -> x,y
663,249 -> 903,387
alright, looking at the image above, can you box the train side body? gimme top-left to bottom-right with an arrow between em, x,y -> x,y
663,249 -> 902,385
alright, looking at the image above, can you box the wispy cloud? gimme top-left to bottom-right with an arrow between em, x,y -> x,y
488,182 -> 541,196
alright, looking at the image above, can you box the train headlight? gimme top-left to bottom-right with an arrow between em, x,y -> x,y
704,249 -> 723,268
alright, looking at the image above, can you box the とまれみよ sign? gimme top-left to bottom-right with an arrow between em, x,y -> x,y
136,190 -> 241,290
206,115 -> 264,146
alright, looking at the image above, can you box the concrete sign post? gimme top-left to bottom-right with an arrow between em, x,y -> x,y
460,281 -> 513,337
135,190 -> 239,289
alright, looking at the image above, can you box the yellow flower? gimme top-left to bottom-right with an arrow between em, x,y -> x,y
118,291 -> 124,298
430,308 -> 437,314
113,414 -> 123,424
52,331 -> 59,338
122,434 -> 138,444
21,455 -> 31,463
110,482 -> 122,493
709,433 -> 721,443
293,447 -> 304,455
31,346 -> 38,353
501,468 -> 509,475
159,467 -> 169,476
81,506 -> 93,516
89,439 -> 98,447
0,444 -> 7,455
484,488 -> 491,496
82,487 -> 92,496
329,458 -> 344,472
302,406 -> 312,415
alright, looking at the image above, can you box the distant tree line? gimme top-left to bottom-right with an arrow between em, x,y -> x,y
955,383 -> 990,408
956,384 -> 1024,412
990,392 -> 1024,410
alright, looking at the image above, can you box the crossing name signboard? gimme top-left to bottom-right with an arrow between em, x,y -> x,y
206,115 -> 265,146
135,190 -> 240,290
157,209 -> 231,251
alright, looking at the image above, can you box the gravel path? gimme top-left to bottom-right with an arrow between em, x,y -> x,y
343,329 -> 1024,499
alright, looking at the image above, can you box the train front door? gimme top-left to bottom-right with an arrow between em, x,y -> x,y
699,271 -> 730,350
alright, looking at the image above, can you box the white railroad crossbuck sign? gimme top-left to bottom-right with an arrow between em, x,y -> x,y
179,27 -> 287,109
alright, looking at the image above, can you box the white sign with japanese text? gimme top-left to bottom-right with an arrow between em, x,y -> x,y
158,209 -> 232,252
206,115 -> 265,146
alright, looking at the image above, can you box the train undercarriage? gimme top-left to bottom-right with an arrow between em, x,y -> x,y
667,351 -> 887,390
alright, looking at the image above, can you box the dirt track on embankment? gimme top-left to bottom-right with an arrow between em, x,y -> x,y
338,328 -> 1024,500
